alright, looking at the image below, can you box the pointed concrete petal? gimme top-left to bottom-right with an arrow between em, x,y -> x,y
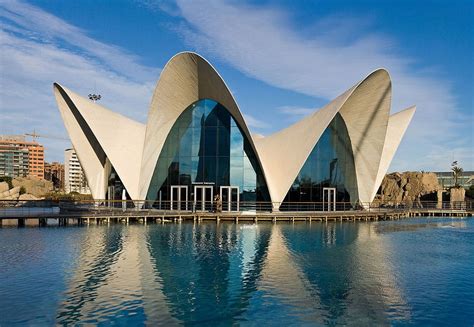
255,69 -> 391,206
139,52 -> 268,200
371,106 -> 416,200
339,69 -> 391,205
54,84 -> 145,199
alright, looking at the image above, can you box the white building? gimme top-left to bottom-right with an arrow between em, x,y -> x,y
64,148 -> 90,194
54,52 -> 415,211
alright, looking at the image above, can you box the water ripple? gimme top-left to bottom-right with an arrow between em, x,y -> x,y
0,217 -> 473,325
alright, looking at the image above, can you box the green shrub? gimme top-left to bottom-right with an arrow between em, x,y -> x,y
44,192 -> 74,201
19,186 -> 26,195
43,192 -> 93,201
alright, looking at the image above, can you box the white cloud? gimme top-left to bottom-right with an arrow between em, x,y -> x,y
1,0 -> 156,81
0,0 -> 158,162
163,0 -> 473,171
1,0 -> 471,172
278,105 -> 315,116
243,113 -> 270,130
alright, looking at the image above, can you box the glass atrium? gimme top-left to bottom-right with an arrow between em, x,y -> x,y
146,99 -> 270,211
281,113 -> 358,210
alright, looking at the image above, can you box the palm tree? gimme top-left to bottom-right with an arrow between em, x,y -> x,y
451,162 -> 463,188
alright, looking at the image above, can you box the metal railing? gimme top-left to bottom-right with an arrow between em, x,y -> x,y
0,199 -> 472,214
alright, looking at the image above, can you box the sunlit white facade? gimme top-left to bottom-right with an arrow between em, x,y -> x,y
54,52 -> 415,210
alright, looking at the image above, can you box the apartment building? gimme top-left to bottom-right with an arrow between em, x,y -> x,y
64,148 -> 90,194
0,135 -> 44,179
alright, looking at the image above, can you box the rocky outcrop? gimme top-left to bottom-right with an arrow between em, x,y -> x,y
0,182 -> 9,193
377,172 -> 441,206
0,186 -> 21,200
0,178 -> 48,202
12,177 -> 53,197
450,187 -> 465,204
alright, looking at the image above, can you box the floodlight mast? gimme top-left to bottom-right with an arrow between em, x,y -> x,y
88,94 -> 101,102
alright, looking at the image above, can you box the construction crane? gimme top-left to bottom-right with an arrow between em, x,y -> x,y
25,130 -> 69,142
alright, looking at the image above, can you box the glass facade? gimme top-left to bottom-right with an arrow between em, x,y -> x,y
105,165 -> 132,209
281,113 -> 358,210
146,99 -> 270,208
107,166 -> 128,200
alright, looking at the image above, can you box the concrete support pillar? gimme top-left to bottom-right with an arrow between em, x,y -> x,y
437,190 -> 443,209
272,203 -> 280,213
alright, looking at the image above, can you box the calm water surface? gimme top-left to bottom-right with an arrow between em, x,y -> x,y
0,217 -> 473,326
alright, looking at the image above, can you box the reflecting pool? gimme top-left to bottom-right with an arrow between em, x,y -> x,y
1,217 -> 473,326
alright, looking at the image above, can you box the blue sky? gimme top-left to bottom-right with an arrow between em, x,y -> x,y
1,0 -> 473,171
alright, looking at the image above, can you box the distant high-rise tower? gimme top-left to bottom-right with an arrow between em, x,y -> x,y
64,148 -> 90,194
0,135 -> 44,179
0,145 -> 29,178
44,161 -> 65,190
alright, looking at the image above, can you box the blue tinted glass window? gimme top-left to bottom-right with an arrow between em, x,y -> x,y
217,126 -> 230,156
204,126 -> 217,156
230,126 -> 243,157
179,127 -> 192,157
146,99 -> 270,206
230,156 -> 244,188
167,129 -> 179,158
282,113 -> 358,209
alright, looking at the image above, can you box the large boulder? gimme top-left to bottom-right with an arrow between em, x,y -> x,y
450,187 -> 465,203
378,172 -> 441,205
1,186 -> 21,201
12,177 -> 53,197
0,189 -> 11,199
0,181 -> 9,193
9,186 -> 20,196
421,173 -> 440,192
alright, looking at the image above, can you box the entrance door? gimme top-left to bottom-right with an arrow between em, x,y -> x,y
323,187 -> 336,211
220,186 -> 239,211
171,185 -> 188,211
194,185 -> 213,212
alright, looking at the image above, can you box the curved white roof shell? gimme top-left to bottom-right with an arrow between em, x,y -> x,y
138,52 -> 267,200
53,52 -> 415,208
255,69 -> 393,206
54,84 -> 145,200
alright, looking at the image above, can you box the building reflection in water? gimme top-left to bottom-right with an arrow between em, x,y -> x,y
56,226 -> 177,325
57,222 -> 410,325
